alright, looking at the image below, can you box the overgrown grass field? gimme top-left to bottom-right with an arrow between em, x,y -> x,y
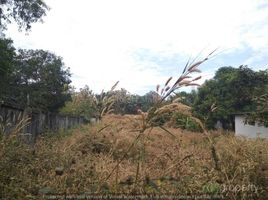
0,114 -> 267,199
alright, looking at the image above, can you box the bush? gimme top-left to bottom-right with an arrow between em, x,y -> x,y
171,112 -> 202,132
150,110 -> 202,132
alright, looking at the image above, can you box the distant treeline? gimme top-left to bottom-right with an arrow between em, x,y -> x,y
60,66 -> 268,130
1,38 -> 267,130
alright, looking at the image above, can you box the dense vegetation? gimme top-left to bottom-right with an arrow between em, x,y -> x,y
0,38 -> 71,111
193,66 -> 268,129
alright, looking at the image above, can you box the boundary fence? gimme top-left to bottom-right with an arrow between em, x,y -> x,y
0,103 -> 85,143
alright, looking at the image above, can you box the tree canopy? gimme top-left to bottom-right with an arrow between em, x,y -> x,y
0,37 -> 16,103
60,86 -> 96,120
14,49 -> 71,111
249,86 -> 268,127
0,38 -> 72,112
0,0 -> 49,31
0,37 -> 15,78
193,66 -> 268,129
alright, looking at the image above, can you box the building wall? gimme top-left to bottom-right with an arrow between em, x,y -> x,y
235,115 -> 268,138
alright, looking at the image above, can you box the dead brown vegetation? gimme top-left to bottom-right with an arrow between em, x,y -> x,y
0,114 -> 267,199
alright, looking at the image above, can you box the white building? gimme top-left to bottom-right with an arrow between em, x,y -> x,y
235,115 -> 268,138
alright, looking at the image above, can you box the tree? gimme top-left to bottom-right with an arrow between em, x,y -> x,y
60,86 -> 96,120
193,66 -> 268,129
140,91 -> 160,112
112,88 -> 143,115
0,37 -> 15,76
0,0 -> 49,31
0,37 -> 16,103
9,49 -> 71,111
171,90 -> 197,106
124,94 -> 142,114
111,88 -> 130,114
249,85 -> 268,127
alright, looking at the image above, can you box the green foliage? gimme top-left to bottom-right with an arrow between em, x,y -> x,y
110,90 -> 159,115
0,46 -> 72,111
193,66 -> 268,129
248,86 -> 268,127
0,0 -> 49,31
139,91 -> 160,112
60,86 -> 96,120
61,83 -> 122,121
111,88 -> 137,114
171,90 -> 197,106
150,111 -> 172,126
13,49 -> 71,111
149,111 -> 202,132
202,182 -> 221,194
0,38 -> 15,77
0,38 -> 16,103
171,112 -> 202,132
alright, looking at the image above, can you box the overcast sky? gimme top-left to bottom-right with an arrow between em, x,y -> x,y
6,0 -> 268,94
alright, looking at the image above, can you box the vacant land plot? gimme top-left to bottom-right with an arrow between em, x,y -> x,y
0,115 -> 268,199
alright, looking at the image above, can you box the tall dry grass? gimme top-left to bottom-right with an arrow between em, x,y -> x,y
92,81 -> 119,121
98,52 -> 223,192
1,115 -> 267,199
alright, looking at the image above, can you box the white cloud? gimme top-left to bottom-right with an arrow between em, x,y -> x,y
5,0 -> 268,94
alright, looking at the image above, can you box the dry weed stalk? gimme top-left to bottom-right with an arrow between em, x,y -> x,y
0,115 -> 10,139
100,51 -> 220,191
0,113 -> 31,160
0,113 -> 30,142
92,81 -> 119,121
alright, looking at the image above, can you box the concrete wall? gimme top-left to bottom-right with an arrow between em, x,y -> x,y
235,115 -> 268,138
0,104 -> 86,143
